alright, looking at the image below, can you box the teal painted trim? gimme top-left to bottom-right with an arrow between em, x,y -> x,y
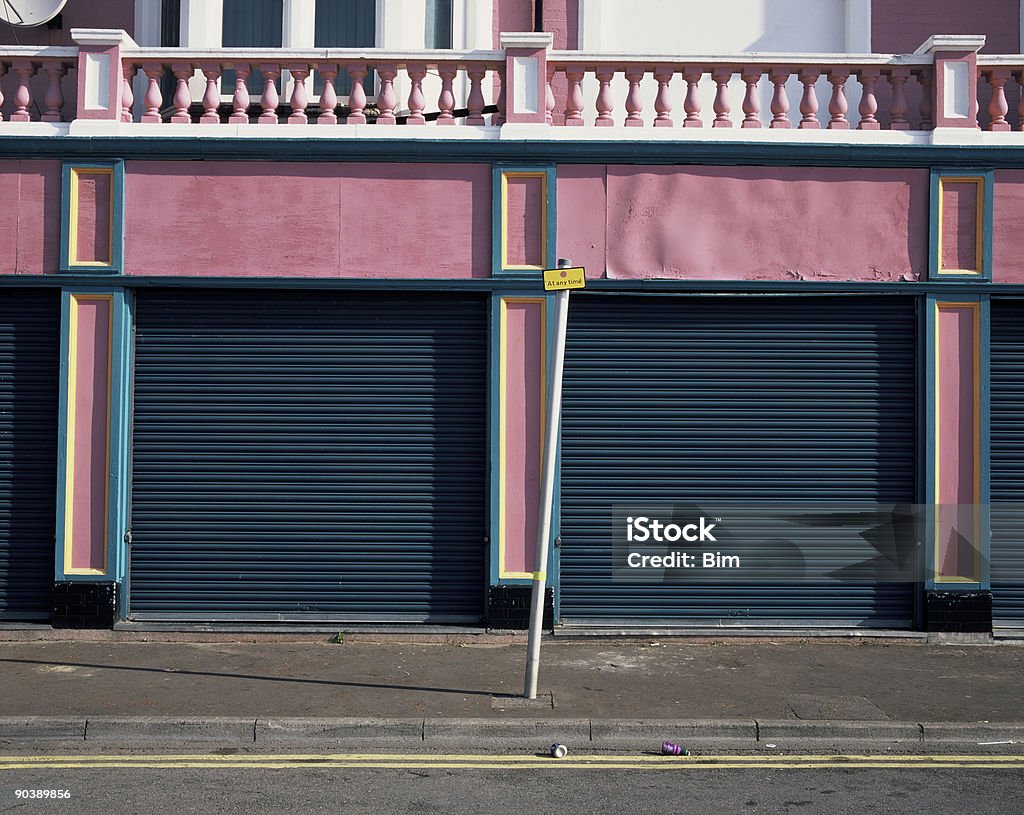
13,136 -> 1024,168
15,275 -> 1024,295
979,296 -> 992,591
928,167 -> 995,282
59,160 -> 125,274
53,289 -> 73,582
923,294 -> 937,591
491,163 -> 556,278
110,290 -> 133,619
487,293 -> 502,587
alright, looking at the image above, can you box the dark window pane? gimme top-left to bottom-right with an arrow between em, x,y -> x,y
223,0 -> 284,100
425,0 -> 453,49
314,0 -> 376,95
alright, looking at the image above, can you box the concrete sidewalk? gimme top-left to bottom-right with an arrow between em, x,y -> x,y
0,636 -> 1022,750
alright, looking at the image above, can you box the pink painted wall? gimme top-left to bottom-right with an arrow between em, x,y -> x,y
0,0 -> 133,46
993,171 -> 1024,282
0,161 -> 61,274
124,162 -> 491,278
936,305 -> 978,580
940,181 -> 978,272
556,166 -> 606,278
505,175 -> 544,267
543,0 -> 579,49
503,300 -> 544,575
594,166 -> 927,281
70,297 -> 110,572
494,0 -> 535,47
75,172 -> 112,265
871,0 -> 1019,53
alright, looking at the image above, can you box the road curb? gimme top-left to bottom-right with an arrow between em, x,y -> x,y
2,717 -> 1023,748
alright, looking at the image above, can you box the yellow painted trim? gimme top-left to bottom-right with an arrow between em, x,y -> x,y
63,294 -> 114,577
500,171 -> 548,271
936,176 -> 984,276
498,297 -> 548,581
68,167 -> 115,268
933,301 -> 982,584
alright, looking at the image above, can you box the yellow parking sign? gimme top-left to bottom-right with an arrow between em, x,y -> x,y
543,267 -> 586,291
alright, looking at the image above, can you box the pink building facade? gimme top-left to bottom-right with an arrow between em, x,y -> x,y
1,0 -> 1023,635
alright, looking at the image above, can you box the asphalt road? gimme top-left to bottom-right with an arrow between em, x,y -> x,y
2,754 -> 1023,814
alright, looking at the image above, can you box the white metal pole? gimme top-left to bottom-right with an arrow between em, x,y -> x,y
524,282 -> 570,699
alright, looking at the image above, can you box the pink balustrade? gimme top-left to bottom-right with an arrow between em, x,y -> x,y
4,42 -> 1024,132
548,56 -> 940,130
0,49 -> 77,123
123,53 -> 506,125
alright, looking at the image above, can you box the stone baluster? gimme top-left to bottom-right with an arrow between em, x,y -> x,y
741,67 -> 761,128
682,66 -> 702,127
653,65 -> 673,127
1016,70 -> 1024,131
228,63 -> 251,123
826,68 -> 850,129
170,62 -> 193,123
375,63 -> 397,124
594,67 -> 614,126
317,63 -> 338,124
564,66 -> 584,125
141,62 -> 163,123
711,66 -> 733,127
257,64 -> 280,124
768,66 -> 791,128
624,66 -> 644,126
41,60 -> 67,122
287,63 -> 310,123
437,63 -> 456,124
856,67 -> 880,129
545,64 -> 556,124
346,63 -> 367,124
798,68 -> 821,128
10,61 -> 35,122
200,63 -> 221,123
493,71 -> 506,126
466,66 -> 486,125
887,66 -> 910,129
915,67 -> 933,130
120,62 -> 135,123
986,69 -> 1011,131
403,63 -> 426,125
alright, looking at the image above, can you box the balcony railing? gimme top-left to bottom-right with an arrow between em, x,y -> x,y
0,31 -> 1019,135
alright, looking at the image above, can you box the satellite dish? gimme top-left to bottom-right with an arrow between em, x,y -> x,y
0,0 -> 69,27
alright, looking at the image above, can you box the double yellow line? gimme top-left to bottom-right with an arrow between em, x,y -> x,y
3,754 -> 1024,770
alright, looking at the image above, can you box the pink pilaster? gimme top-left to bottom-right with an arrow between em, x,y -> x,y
500,32 -> 553,124
72,29 -> 137,122
65,295 -> 113,574
915,35 -> 985,129
935,303 -> 981,582
499,298 -> 545,578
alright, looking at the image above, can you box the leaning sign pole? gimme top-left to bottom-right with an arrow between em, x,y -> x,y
524,261 -> 586,700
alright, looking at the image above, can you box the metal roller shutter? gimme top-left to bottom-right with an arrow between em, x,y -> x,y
0,290 -> 59,620
990,299 -> 1024,632
129,290 -> 487,622
560,295 -> 917,627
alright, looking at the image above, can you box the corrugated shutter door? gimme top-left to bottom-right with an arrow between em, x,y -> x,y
0,290 -> 58,620
129,290 -> 486,622
990,300 -> 1024,631
560,295 -> 917,626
